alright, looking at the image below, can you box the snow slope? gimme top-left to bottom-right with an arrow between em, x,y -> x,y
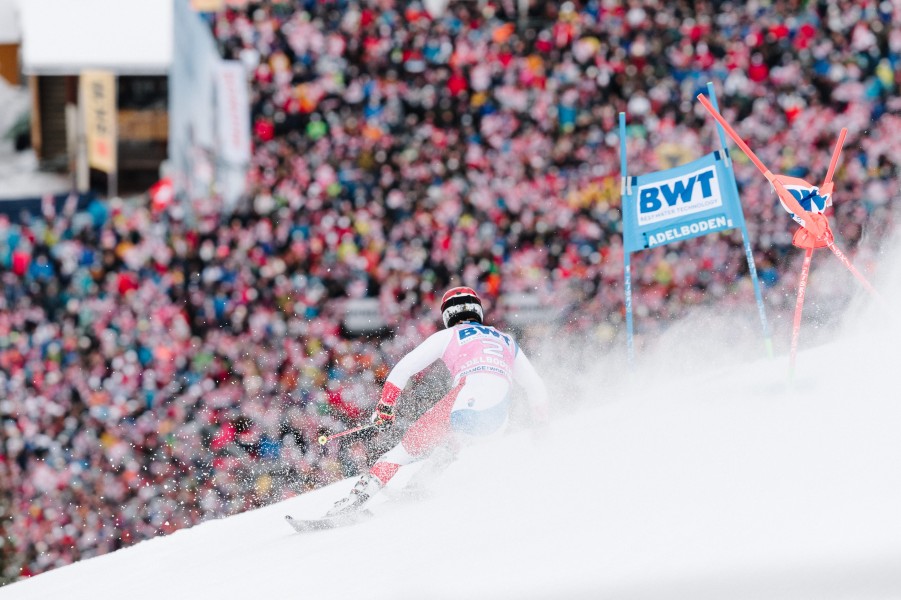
3,247 -> 901,599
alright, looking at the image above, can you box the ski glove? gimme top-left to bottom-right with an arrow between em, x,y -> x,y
372,382 -> 402,425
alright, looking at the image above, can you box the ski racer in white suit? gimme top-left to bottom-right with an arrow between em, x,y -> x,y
328,286 -> 549,515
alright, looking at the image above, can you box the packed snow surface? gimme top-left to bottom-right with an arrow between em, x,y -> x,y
3,241 -> 901,600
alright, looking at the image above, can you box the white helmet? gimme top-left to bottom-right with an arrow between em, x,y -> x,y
440,286 -> 483,328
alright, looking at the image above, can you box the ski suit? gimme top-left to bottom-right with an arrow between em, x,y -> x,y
369,321 -> 548,485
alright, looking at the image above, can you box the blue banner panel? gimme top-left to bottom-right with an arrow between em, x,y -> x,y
622,151 -> 746,253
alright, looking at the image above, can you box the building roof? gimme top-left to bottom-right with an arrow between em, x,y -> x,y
0,0 -> 21,44
20,0 -> 173,75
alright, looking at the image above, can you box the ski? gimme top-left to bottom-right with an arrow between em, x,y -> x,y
284,510 -> 374,533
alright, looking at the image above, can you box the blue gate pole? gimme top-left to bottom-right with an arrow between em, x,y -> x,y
619,112 -> 635,365
706,81 -> 773,357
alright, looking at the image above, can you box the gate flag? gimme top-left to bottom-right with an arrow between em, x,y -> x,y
697,93 -> 888,377
620,82 -> 771,363
622,151 -> 745,253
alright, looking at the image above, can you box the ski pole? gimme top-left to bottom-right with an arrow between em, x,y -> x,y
318,423 -> 381,446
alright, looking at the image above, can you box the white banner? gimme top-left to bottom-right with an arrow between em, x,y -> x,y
80,70 -> 117,173
215,60 -> 250,165
170,0 -> 219,213
343,298 -> 387,334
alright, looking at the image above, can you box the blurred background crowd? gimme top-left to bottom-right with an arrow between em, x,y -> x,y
1,0 -> 900,583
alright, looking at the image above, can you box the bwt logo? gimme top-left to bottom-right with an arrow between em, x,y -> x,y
637,168 -> 723,226
640,171 -> 715,212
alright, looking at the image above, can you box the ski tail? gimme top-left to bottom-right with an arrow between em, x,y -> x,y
284,510 -> 373,533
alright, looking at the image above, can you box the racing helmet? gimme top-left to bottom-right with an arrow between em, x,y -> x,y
440,286 -> 483,328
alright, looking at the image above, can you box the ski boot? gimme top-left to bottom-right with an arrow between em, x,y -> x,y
326,473 -> 383,516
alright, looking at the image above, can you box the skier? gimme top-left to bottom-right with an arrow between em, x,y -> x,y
327,286 -> 549,515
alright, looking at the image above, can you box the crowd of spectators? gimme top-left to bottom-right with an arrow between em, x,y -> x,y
2,0 -> 900,584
